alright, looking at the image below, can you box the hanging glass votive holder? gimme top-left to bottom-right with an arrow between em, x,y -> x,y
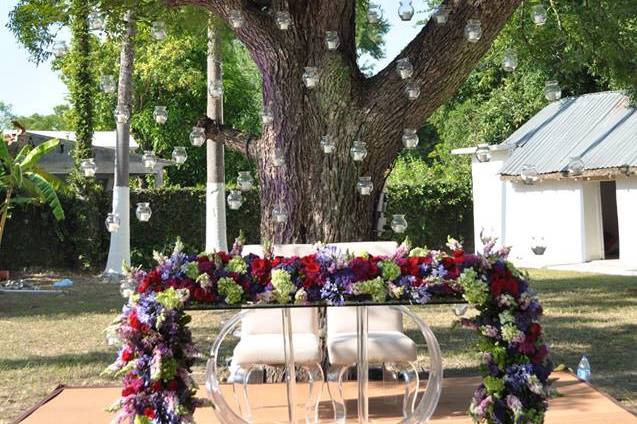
405,80 -> 421,100
153,106 -> 168,124
276,11 -> 292,30
273,205 -> 288,223
357,176 -> 374,196
114,105 -> 130,124
100,74 -> 116,94
391,214 -> 408,233
237,171 -> 254,191
520,164 -> 539,185
544,80 -> 561,102
229,10 -> 244,29
172,146 -> 187,164
320,135 -> 336,154
502,48 -> 518,72
396,58 -> 414,80
302,67 -> 319,88
189,127 -> 206,147
567,157 -> 585,176
142,151 -> 157,169
350,140 -> 368,162
402,128 -> 419,149
475,144 -> 491,163
136,202 -> 152,222
209,80 -> 223,98
433,5 -> 450,24
53,41 -> 68,58
89,11 -> 105,31
398,0 -> 414,21
227,190 -> 243,210
105,213 -> 120,233
325,31 -> 340,51
531,237 -> 547,255
80,158 -> 97,177
151,21 -> 167,40
367,5 -> 381,24
465,19 -> 482,43
531,4 -> 547,26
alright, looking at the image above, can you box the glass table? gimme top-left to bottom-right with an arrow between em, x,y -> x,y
199,297 -> 462,424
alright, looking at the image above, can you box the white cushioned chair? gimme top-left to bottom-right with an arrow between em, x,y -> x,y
325,242 -> 421,422
231,244 -> 323,423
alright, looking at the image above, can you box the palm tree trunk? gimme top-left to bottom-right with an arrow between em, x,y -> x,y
205,19 -> 228,252
105,9 -> 136,277
0,188 -> 13,251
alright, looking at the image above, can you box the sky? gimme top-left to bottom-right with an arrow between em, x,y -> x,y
0,0 -> 426,117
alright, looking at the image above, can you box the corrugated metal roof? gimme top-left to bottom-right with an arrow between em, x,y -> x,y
499,91 -> 637,176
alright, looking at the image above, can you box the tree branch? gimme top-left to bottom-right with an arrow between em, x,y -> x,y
364,0 -> 523,133
196,116 -> 258,159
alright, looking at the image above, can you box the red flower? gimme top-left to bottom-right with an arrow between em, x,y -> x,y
198,259 -> 213,274
217,251 -> 230,264
193,287 -> 214,303
491,277 -> 519,298
144,408 -> 156,419
350,257 -> 379,281
532,344 -> 549,365
167,379 -> 178,391
121,377 -> 143,397
128,311 -> 141,330
401,257 -> 422,276
121,345 -> 134,362
251,258 -> 271,284
301,255 -> 321,274
151,381 -> 162,392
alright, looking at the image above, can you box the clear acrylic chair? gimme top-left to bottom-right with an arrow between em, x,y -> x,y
230,244 -> 323,423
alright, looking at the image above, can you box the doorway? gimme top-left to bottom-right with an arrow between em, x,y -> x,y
600,181 -> 620,259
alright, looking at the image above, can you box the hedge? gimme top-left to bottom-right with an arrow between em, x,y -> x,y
0,185 -> 472,271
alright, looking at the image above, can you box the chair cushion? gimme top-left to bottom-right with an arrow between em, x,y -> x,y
326,306 -> 403,335
233,333 -> 321,366
327,331 -> 417,365
241,308 -> 319,336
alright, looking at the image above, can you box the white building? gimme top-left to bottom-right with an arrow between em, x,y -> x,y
454,91 -> 637,268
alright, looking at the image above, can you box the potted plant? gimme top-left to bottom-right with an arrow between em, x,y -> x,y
0,138 -> 66,279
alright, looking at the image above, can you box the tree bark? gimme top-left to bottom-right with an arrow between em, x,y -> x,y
172,0 -> 522,244
105,9 -> 137,277
205,19 -> 229,252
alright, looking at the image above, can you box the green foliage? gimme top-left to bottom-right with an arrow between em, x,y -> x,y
14,105 -> 73,130
68,0 -> 95,168
0,138 -> 66,250
355,0 -> 389,61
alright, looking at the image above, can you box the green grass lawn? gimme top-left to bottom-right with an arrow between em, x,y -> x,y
0,269 -> 635,423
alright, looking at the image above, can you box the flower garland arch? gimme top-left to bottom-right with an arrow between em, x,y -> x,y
105,237 -> 552,424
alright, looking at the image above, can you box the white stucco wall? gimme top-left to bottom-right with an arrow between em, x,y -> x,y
471,151 -> 508,253
504,179 -> 587,266
616,176 -> 637,263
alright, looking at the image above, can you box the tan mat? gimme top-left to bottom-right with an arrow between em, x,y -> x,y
15,372 -> 637,423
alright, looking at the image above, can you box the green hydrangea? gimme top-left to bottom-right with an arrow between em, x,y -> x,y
355,277 -> 387,302
499,310 -> 516,325
501,323 -> 522,342
226,256 -> 248,274
380,260 -> 401,281
218,277 -> 244,304
483,376 -> 505,395
156,287 -> 187,310
409,247 -> 429,257
183,262 -> 200,280
196,273 -> 212,288
134,415 -> 151,424
271,269 -> 295,304
458,269 -> 490,306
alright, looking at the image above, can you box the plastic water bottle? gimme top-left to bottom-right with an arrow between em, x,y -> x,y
577,355 -> 591,382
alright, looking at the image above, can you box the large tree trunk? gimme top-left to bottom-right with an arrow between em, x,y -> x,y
105,9 -> 136,277
177,0 -> 522,244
